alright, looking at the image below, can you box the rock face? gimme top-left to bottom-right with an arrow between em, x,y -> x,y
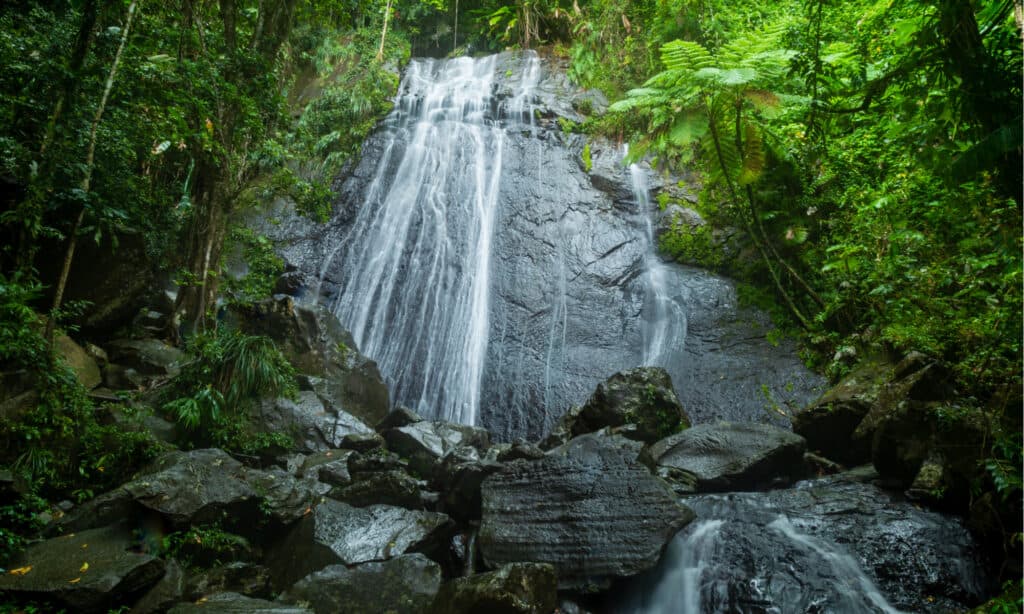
478,433 -> 694,590
646,422 -> 807,492
552,367 -> 690,444
259,391 -> 372,453
0,524 -> 165,612
267,499 -> 454,589
432,563 -> 558,614
282,554 -> 442,614
232,296 -> 390,426
258,51 -> 825,442
618,472 -> 992,614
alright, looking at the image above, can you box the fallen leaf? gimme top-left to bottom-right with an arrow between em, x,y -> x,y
68,577 -> 81,584
79,562 -> 89,572
8,566 -> 32,576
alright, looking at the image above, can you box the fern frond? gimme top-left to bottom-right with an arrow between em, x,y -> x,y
660,39 -> 714,71
739,123 -> 765,185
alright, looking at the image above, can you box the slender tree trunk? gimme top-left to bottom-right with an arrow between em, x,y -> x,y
377,0 -> 393,61
47,0 -> 139,346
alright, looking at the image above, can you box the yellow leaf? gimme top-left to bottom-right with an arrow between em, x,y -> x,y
8,566 -> 32,575
80,562 -> 89,572
69,577 -> 81,584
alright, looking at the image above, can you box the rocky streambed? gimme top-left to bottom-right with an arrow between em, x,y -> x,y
0,297 -> 995,612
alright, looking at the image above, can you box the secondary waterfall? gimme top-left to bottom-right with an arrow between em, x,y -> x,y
319,55 -> 540,425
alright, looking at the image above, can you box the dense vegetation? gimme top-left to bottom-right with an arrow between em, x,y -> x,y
0,0 -> 1020,606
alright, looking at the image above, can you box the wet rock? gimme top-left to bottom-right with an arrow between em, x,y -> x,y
0,524 -> 165,613
64,450 -> 320,533
299,449 -> 356,486
328,469 -> 437,510
431,563 -> 557,614
339,431 -> 384,452
56,333 -> 101,389
169,592 -> 312,613
130,559 -> 185,614
479,433 -> 693,591
108,339 -> 184,378
619,474 -> 992,614
495,442 -> 546,462
267,499 -> 455,589
435,451 -> 503,522
259,391 -> 372,453
558,367 -> 689,444
647,421 -> 807,492
281,554 -> 441,614
185,563 -> 272,601
376,406 -> 424,431
792,358 -> 892,464
384,421 -> 491,477
231,296 -> 389,426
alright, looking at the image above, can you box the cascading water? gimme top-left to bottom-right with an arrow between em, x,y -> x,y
619,476 -> 988,613
309,50 -> 824,439
318,54 -> 540,426
628,155 -> 688,366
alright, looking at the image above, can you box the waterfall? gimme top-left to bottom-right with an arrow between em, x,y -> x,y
319,53 -> 541,426
627,157 -> 688,366
313,51 -> 824,439
620,490 -> 913,613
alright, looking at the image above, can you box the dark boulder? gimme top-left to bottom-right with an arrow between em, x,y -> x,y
184,563 -> 272,601
792,358 -> 892,465
56,333 -> 102,389
328,469 -> 437,510
258,391 -> 372,453
384,420 -> 491,477
107,339 -> 184,378
169,592 -> 312,613
579,368 -> 689,444
231,296 -> 389,426
431,563 -> 558,614
376,406 -> 425,431
130,559 -> 185,614
0,524 -> 165,613
479,433 -> 693,591
266,499 -> 455,589
281,554 -> 442,614
646,422 -> 807,492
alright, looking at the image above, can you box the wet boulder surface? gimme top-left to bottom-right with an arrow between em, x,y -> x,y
280,554 -> 442,614
619,471 -> 993,614
646,421 -> 808,492
478,433 -> 694,591
0,524 -> 165,613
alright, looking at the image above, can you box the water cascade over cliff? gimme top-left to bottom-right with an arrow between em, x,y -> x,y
273,51 -> 824,440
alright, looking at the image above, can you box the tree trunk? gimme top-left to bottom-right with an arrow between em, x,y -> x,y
377,0 -> 393,61
46,0 -> 139,346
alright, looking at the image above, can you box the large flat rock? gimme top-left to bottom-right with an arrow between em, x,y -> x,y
648,422 -> 807,492
478,433 -> 693,590
0,525 -> 165,612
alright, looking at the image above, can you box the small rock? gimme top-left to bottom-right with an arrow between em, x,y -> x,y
55,333 -> 102,389
131,559 -> 186,614
384,421 -> 490,477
